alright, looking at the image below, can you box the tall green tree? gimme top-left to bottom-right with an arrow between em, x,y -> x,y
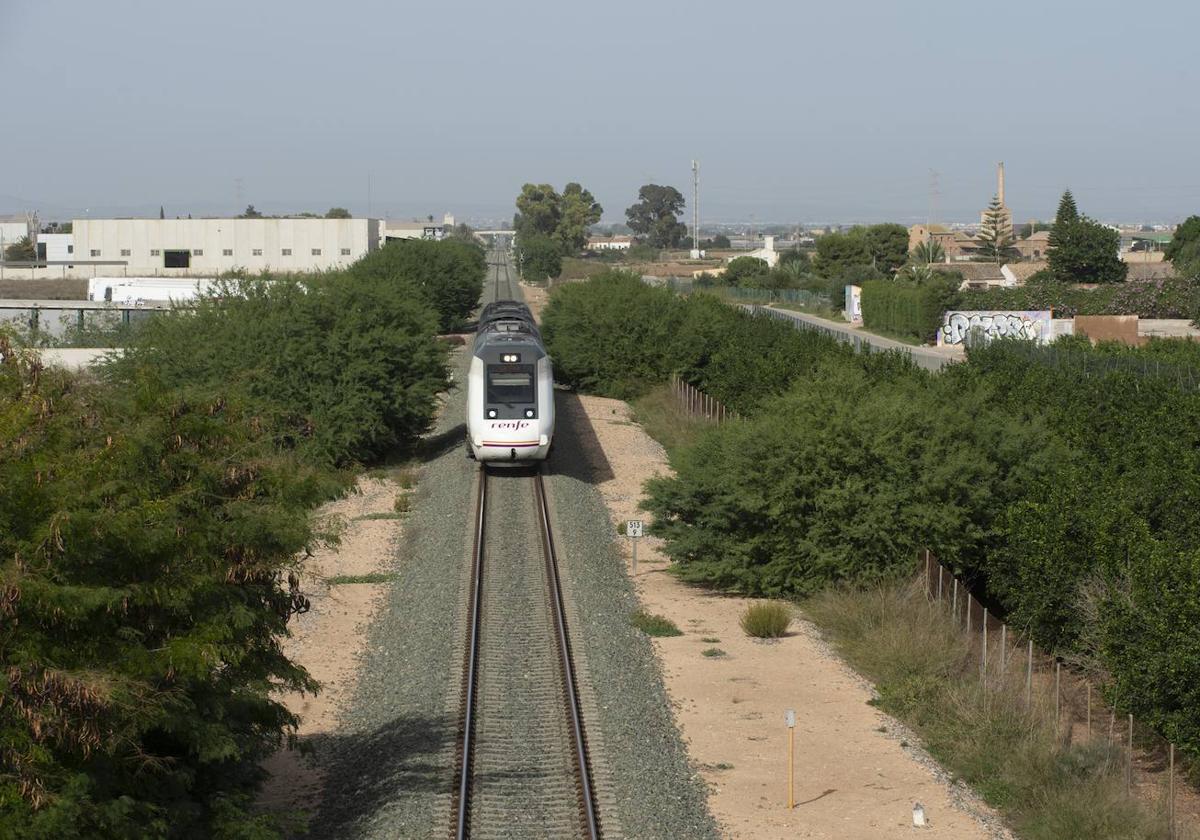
862,224 -> 910,274
1164,215 -> 1200,274
625,184 -> 688,248
325,207 -> 351,219
556,183 -> 603,253
514,184 -> 562,240
1047,190 -> 1079,252
1048,217 -> 1128,284
976,196 -> 1017,262
812,230 -> 872,277
517,233 -> 562,282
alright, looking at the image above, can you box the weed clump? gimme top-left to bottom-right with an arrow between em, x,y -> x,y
740,601 -> 793,638
630,610 -> 682,637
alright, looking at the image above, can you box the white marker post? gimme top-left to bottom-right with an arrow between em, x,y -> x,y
626,519 -> 643,574
786,708 -> 796,809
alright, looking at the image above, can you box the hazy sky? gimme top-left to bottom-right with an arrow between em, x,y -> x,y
2,0 -> 1197,225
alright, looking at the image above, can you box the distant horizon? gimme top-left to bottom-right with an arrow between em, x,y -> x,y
3,201 -> 1184,231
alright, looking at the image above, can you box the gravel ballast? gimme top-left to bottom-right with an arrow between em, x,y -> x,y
306,342 -> 475,839
306,257 -> 717,838
544,396 -> 722,840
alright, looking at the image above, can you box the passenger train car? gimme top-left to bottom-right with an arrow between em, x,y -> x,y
466,301 -> 555,462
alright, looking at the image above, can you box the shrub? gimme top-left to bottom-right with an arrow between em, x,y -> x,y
629,611 -> 683,637
723,256 -> 770,286
860,273 -> 960,342
541,270 -> 681,398
108,272 -> 449,466
350,238 -> 485,331
643,360 -> 1057,595
0,342 -> 336,837
739,601 -> 793,638
517,232 -> 563,282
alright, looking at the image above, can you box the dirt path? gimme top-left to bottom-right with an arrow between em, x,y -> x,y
568,393 -> 1008,839
256,475 -> 407,826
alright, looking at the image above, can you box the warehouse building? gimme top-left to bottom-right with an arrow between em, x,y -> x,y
71,217 -> 379,275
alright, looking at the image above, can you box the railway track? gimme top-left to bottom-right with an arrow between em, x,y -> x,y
452,467 -> 600,840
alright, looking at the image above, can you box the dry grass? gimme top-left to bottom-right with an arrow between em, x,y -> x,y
739,601 -> 793,638
804,581 -> 1178,839
630,383 -> 717,458
0,278 -> 88,300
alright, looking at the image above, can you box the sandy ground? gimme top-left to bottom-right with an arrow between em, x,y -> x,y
257,475 -> 406,822
568,393 -> 1006,839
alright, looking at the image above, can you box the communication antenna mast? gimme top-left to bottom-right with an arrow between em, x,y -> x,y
928,169 -> 941,243
691,160 -> 700,257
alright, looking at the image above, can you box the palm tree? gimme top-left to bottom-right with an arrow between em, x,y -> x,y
911,239 -> 945,265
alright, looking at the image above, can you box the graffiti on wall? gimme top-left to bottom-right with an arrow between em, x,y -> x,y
937,310 -> 1052,346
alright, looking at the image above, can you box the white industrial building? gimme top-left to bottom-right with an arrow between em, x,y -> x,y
382,213 -> 455,244
71,217 -> 379,275
0,216 -> 31,253
37,233 -> 74,263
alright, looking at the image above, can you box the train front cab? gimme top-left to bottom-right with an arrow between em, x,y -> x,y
469,349 -> 553,463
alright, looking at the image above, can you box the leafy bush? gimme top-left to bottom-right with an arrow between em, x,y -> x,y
541,270 -> 681,398
860,273 -> 960,342
723,256 -> 769,286
955,275 -> 1200,319
0,341 -> 337,837
109,273 -> 449,466
541,273 -> 854,412
350,238 -> 485,331
643,360 -> 1056,595
739,602 -> 793,638
516,233 -> 563,282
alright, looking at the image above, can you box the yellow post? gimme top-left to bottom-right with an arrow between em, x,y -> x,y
786,709 -> 796,809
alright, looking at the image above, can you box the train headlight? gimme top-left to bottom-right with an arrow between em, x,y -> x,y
501,353 -> 520,363
487,409 -> 497,418
525,409 -> 535,418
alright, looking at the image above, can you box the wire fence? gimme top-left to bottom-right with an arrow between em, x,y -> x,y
670,373 -> 740,423
922,548 -> 1190,838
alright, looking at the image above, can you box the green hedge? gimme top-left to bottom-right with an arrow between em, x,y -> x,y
860,276 -> 959,342
543,272 -> 1200,764
540,270 -> 861,413
956,274 -> 1200,319
109,272 -> 449,466
1,247 -> 465,836
350,238 -> 485,331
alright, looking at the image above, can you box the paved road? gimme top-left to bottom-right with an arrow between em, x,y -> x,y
750,305 -> 965,371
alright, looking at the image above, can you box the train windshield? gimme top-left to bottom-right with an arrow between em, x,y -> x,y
486,364 -> 535,404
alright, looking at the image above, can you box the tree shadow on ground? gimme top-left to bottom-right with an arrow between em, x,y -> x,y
301,713 -> 455,838
545,390 -> 615,485
415,422 -> 468,463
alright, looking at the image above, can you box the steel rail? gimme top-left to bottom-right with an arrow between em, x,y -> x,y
533,471 -> 601,840
452,467 -> 600,839
454,470 -> 488,840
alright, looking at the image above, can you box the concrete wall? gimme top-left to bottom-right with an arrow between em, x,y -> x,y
71,218 -> 379,276
39,233 -> 74,262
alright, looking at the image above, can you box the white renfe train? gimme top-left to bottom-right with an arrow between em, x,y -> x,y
466,300 -> 555,463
